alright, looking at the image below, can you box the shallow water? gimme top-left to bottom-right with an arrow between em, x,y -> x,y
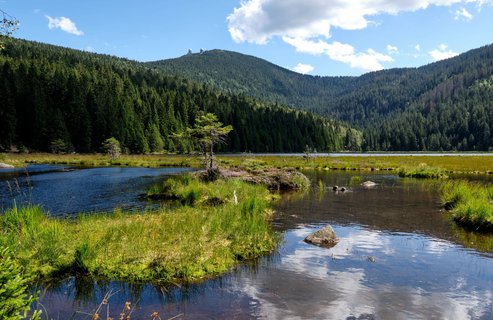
20,170 -> 493,319
0,164 -> 191,216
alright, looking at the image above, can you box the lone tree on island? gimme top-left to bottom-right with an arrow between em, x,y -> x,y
176,113 -> 233,175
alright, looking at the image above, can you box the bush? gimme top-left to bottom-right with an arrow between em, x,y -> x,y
102,137 -> 121,160
0,247 -> 41,320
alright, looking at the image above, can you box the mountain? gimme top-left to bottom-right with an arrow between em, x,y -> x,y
148,45 -> 493,151
147,50 -> 352,114
0,39 -> 357,153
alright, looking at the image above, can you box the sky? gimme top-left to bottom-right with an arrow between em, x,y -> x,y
1,0 -> 493,76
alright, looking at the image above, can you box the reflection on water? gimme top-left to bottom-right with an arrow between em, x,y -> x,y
237,225 -> 493,319
0,164 -> 191,216
29,171 -> 493,318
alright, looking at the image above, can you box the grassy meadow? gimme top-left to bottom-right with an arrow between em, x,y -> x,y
2,152 -> 492,175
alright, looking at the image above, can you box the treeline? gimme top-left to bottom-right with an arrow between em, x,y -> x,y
149,45 -> 493,151
363,75 -> 493,151
0,39 -> 358,154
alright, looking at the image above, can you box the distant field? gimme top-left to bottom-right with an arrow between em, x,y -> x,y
2,152 -> 493,175
218,154 -> 493,175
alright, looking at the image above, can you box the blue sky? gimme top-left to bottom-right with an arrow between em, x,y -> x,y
2,0 -> 493,76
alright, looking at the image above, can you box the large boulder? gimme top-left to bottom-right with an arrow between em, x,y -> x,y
304,225 -> 338,248
0,162 -> 14,169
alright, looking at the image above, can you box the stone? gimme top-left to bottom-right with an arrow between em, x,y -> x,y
361,180 -> 378,188
333,186 -> 347,192
0,162 -> 14,169
304,225 -> 338,248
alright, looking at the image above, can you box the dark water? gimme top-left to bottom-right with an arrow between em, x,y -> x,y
0,164 -> 191,216
22,171 -> 493,319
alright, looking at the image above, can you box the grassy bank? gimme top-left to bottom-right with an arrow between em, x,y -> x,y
0,152 -> 201,168
441,181 -> 493,232
218,155 -> 493,175
2,153 -> 492,175
0,177 -> 280,283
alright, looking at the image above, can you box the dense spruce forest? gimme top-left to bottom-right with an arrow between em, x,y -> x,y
149,45 -> 493,151
0,39 -> 358,154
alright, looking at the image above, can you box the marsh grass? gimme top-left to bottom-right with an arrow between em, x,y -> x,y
1,153 -> 200,169
441,181 -> 493,231
4,153 -> 493,175
0,178 -> 279,284
75,289 -> 172,320
397,163 -> 449,179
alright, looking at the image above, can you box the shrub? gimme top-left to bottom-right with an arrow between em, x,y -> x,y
0,247 -> 41,320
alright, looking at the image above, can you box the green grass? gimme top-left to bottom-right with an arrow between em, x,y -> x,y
0,178 -> 280,284
441,181 -> 493,232
3,153 -> 493,175
0,153 -> 200,168
397,163 -> 449,179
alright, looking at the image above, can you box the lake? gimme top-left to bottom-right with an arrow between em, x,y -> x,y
0,164 -> 191,216
2,166 -> 492,319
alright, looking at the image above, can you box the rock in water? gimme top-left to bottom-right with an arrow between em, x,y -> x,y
361,180 -> 377,188
304,225 -> 338,248
0,162 -> 14,169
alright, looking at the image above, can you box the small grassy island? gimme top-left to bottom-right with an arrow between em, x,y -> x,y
0,173 -> 287,283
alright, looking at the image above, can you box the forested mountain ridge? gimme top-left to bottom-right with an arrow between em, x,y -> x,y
148,45 -> 493,151
0,39 -> 358,153
147,49 -> 353,112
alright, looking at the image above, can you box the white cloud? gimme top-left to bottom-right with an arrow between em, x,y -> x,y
387,44 -> 399,54
429,44 -> 458,61
282,36 -> 330,55
45,15 -> 83,36
415,44 -> 421,52
283,37 -> 392,72
226,0 -> 486,45
454,7 -> 473,20
293,63 -> 315,74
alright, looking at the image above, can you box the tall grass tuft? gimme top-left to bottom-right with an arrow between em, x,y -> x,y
441,180 -> 493,232
2,204 -> 44,236
398,163 -> 449,179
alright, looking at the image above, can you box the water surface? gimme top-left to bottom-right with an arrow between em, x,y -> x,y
0,164 -> 191,216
